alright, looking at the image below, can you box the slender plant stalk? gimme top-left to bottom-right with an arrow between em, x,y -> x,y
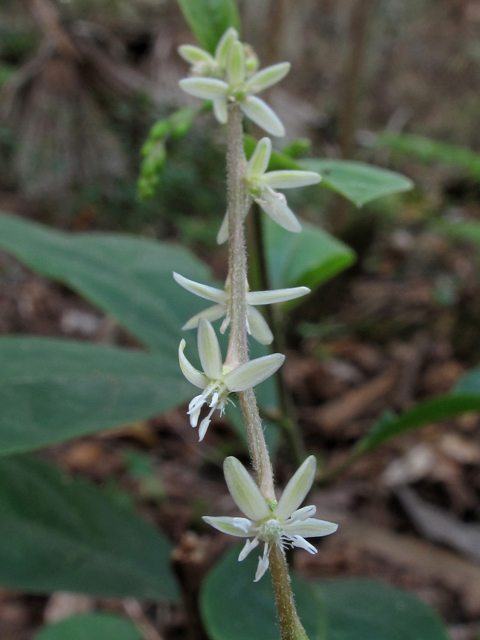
269,545 -> 309,640
224,102 -> 309,640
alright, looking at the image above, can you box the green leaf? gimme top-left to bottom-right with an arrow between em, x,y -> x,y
303,159 -> 414,207
177,0 -> 241,54
316,579 -> 448,640
0,455 -> 180,601
0,337 -> 192,455
356,394 -> 480,454
376,133 -> 480,180
200,547 -> 448,640
34,614 -> 143,640
0,211 -> 211,353
264,217 -> 355,292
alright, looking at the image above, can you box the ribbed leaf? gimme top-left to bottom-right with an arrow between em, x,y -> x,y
264,216 -> 355,292
0,337 -> 192,455
0,456 -> 179,600
0,211 -> 211,353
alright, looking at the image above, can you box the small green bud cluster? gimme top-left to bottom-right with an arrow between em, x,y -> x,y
137,107 -> 198,200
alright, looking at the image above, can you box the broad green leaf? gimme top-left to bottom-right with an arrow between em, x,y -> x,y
355,394 -> 480,454
34,614 -> 143,640
377,133 -> 480,180
316,579 -> 448,640
0,211 -> 211,353
177,0 -> 240,54
0,337 -> 192,455
200,547 -> 448,640
0,456 -> 180,601
303,159 -> 414,208
264,216 -> 355,292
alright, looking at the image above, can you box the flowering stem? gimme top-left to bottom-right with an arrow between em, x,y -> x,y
269,545 -> 309,640
225,102 -> 309,640
225,103 -> 274,500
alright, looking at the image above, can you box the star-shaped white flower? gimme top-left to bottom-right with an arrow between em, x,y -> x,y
217,137 -> 321,242
173,272 -> 310,345
179,318 -> 285,440
204,455 -> 338,582
178,27 -> 240,79
179,39 -> 290,137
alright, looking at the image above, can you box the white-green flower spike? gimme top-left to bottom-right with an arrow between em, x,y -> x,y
203,455 -> 338,582
179,28 -> 289,136
174,272 -> 310,345
179,319 -> 285,440
217,136 -> 321,240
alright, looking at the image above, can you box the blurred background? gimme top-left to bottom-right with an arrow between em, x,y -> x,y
2,0 -> 480,638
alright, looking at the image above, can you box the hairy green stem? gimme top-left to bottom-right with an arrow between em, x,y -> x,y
269,545 -> 309,640
224,104 -> 274,500
224,102 -> 309,640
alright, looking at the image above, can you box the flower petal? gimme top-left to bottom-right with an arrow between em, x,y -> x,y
182,304 -> 227,330
240,96 -> 285,137
239,537 -> 260,560
213,99 -> 228,124
223,456 -> 270,521
179,340 -> 207,389
285,518 -> 338,538
275,455 -> 316,520
173,272 -> 227,303
290,535 -> 317,554
198,415 -> 211,441
217,211 -> 229,244
289,505 -> 316,522
227,41 -> 245,86
224,353 -> 285,392
245,62 -> 291,94
197,318 -> 223,379
247,286 -> 310,306
246,305 -> 273,345
262,170 -> 321,190
215,27 -> 239,69
256,190 -> 301,233
179,77 -> 228,100
203,515 -> 253,537
188,404 -> 203,429
246,137 -> 272,178
178,45 -> 214,66
254,544 -> 270,582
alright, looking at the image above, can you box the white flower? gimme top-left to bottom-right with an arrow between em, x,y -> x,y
173,272 -> 310,345
179,318 -> 285,440
204,456 -> 338,581
217,137 -> 321,242
179,39 -> 290,137
178,27 -> 239,78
